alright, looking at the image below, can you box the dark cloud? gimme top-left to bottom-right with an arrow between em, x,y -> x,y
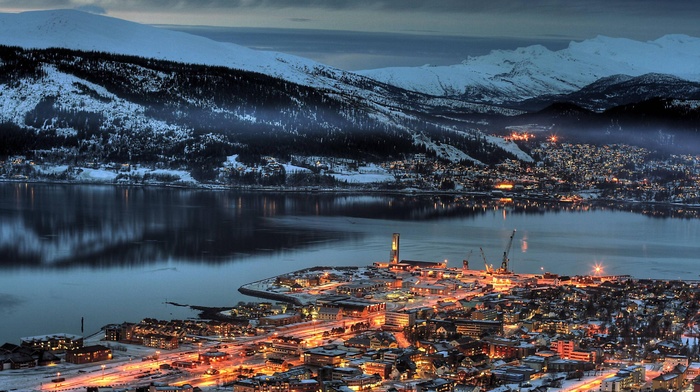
165,26 -> 571,70
2,0 -> 699,14
151,0 -> 699,15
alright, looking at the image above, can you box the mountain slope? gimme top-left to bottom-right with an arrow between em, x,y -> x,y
0,9 -> 340,89
0,43 -> 532,176
0,8 -> 509,118
0,10 -> 537,168
520,73 -> 700,111
358,35 -> 700,104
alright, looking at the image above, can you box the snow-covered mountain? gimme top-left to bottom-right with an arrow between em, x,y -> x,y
358,35 -> 700,104
0,9 -> 502,116
1,8 -> 698,175
0,9 -> 532,167
0,9 -> 342,90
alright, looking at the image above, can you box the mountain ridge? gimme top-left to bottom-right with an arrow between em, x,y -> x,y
358,34 -> 700,104
0,8 -> 699,184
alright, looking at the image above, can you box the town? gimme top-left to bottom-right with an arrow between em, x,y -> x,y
2,131 -> 699,210
2,233 -> 700,392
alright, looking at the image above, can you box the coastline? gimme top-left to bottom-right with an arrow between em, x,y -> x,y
2,178 -> 699,218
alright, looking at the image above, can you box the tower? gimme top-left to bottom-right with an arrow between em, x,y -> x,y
390,233 -> 400,264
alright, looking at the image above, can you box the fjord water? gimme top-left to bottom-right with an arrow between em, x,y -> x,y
0,183 -> 698,343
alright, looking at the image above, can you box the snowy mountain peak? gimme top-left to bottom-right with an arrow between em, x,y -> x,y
359,34 -> 700,103
0,9 -> 359,91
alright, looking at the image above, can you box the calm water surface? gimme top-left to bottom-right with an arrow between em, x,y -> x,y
0,183 -> 698,343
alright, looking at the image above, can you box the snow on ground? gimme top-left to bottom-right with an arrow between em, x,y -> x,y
282,162 -> 312,174
413,133 -> 480,164
34,164 -> 70,174
130,167 -> 197,184
75,168 -> 119,182
32,164 -> 197,185
485,135 -> 534,162
328,163 -> 394,184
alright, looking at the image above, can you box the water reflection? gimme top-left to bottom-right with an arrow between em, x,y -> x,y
0,183 -> 696,270
0,184 -> 361,269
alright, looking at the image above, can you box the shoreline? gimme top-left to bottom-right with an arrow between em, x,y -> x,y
2,178 -> 699,216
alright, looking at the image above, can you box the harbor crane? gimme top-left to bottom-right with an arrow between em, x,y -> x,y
463,250 -> 473,270
500,229 -> 517,273
480,247 -> 494,274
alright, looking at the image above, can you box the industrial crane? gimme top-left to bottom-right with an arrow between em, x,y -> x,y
462,250 -> 473,270
480,247 -> 494,274
499,229 -> 517,273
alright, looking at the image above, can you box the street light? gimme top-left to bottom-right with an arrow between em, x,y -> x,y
101,364 -> 106,379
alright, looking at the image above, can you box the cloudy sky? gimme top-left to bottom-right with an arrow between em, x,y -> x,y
2,0 -> 700,70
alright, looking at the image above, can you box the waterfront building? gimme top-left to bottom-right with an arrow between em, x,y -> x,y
20,333 -> 83,352
65,345 -> 112,364
0,344 -> 35,370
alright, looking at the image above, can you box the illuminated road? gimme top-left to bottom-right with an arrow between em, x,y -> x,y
561,370 -> 618,392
